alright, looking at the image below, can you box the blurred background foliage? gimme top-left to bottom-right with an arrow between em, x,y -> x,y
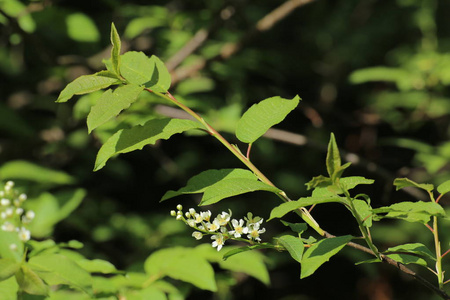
1,0 -> 450,299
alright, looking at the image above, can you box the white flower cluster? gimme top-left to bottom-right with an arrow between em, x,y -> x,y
171,205 -> 265,251
0,181 -> 34,244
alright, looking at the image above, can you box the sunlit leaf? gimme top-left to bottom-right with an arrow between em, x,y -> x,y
280,221 -> 308,234
0,276 -> 19,300
393,178 -> 434,193
386,253 -> 427,267
147,55 -> 171,93
95,118 -> 201,171
278,235 -> 304,263
236,95 -> 300,144
268,196 -> 346,221
0,258 -> 20,281
144,247 -> 217,291
437,180 -> 450,196
16,265 -> 49,296
110,23 -> 121,77
0,230 -> 24,262
372,201 -> 445,224
87,84 -> 144,133
56,74 -> 120,103
300,235 -> 353,278
76,259 -> 117,274
353,199 -> 373,227
28,254 -> 92,294
66,13 -> 100,42
384,243 -> 435,261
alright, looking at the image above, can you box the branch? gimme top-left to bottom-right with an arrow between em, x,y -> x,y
171,0 -> 316,85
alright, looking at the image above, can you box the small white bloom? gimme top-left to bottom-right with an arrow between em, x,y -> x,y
1,212 -> 6,219
1,198 -> 10,206
18,227 -> 30,242
5,208 -> 13,217
192,231 -> 203,240
176,214 -> 183,220
198,225 -> 205,230
187,219 -> 196,227
211,233 -> 225,251
176,204 -> 183,211
26,210 -> 35,220
18,194 -> 27,202
189,208 -> 196,216
207,219 -> 221,232
247,223 -> 266,242
194,213 -> 203,223
15,208 -> 24,216
5,181 -> 14,188
216,211 -> 231,226
229,219 -> 248,238
185,212 -> 191,218
201,210 -> 211,222
170,210 -> 176,216
9,244 -> 17,251
1,222 -> 15,232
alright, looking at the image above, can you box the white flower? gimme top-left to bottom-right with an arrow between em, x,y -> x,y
18,227 -> 30,242
247,222 -> 265,242
1,222 -> 15,232
0,198 -> 10,206
192,231 -> 203,240
194,213 -> 203,223
201,210 -> 211,222
170,210 -> 176,216
18,194 -> 27,202
216,211 -> 231,226
176,204 -> 183,211
187,219 -> 196,227
211,233 -> 225,251
229,219 -> 248,238
4,208 -> 13,217
207,219 -> 221,232
15,208 -> 23,216
189,208 -> 196,216
26,210 -> 35,220
185,212 -> 191,218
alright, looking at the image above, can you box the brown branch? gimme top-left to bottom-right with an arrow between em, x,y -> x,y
171,0 -> 316,85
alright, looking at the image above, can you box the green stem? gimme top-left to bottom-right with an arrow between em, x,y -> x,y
151,90 -> 324,236
434,215 -> 444,288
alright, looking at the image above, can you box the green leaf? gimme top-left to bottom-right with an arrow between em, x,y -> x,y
280,221 -> 308,234
268,196 -> 346,220
146,55 -> 171,93
94,118 -> 201,171
120,51 -> 154,86
144,247 -> 217,291
339,177 -> 375,191
385,253 -> 427,267
235,95 -> 300,144
393,178 -> 434,193
56,74 -> 120,103
372,201 -> 445,224
28,254 -> 92,294
437,180 -> 450,196
66,13 -> 100,42
0,258 -> 20,281
0,230 -> 24,262
221,243 -> 275,260
76,259 -> 117,274
16,265 -> 49,296
199,178 -> 280,206
0,276 -> 19,300
353,199 -> 373,227
218,247 -> 270,285
326,133 -> 347,180
300,235 -> 353,278
87,84 -> 144,133
0,160 -> 75,185
385,243 -> 435,261
278,235 -> 304,263
110,23 -> 121,77
305,175 -> 331,190
161,168 -> 280,205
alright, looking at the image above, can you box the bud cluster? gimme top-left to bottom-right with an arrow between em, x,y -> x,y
171,205 -> 265,251
0,181 -> 34,243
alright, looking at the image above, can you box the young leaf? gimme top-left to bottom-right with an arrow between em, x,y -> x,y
326,133 -> 342,179
278,235 -> 304,263
384,243 -> 435,261
372,201 -> 445,224
385,253 -> 427,267
110,23 -> 121,77
235,95 -> 300,144
28,254 -> 92,294
437,179 -> 450,196
339,177 -> 375,191
199,178 -> 280,206
221,243 -> 275,260
76,259 -> 117,274
0,258 -> 20,281
305,175 -> 331,190
120,51 -> 155,86
144,247 -> 217,291
94,118 -> 201,171
0,276 -> 19,300
394,178 -> 434,193
300,235 -> 353,278
16,265 -> 49,296
268,195 -> 346,221
56,74 -> 120,103
86,84 -> 144,133
161,168 -> 279,205
146,55 -> 171,92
